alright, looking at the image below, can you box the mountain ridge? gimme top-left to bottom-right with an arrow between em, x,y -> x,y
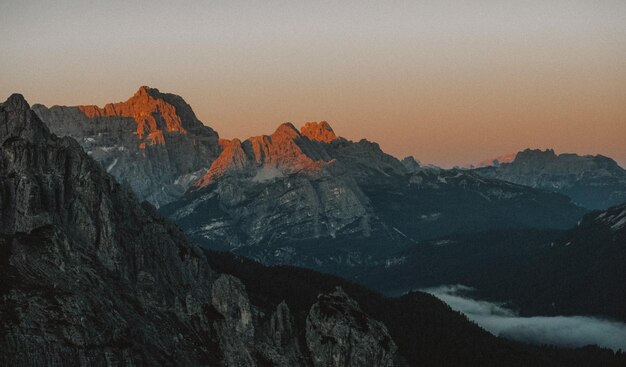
4,92 -> 618,366
474,148 -> 626,209
28,88 -> 589,262
32,86 -> 221,207
162,120 -> 586,274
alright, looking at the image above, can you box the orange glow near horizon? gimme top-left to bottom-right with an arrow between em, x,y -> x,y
1,1 -> 625,167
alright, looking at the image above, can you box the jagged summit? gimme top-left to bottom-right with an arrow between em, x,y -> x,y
174,118 -> 377,248
5,93 -> 29,109
300,121 -> 337,143
197,122 -> 332,186
476,149 -> 622,171
273,122 -> 302,139
196,138 -> 250,186
401,156 -> 421,173
76,86 -> 200,146
134,85 -> 153,96
514,148 -> 558,163
1,94 -> 50,142
35,86 -> 218,148
32,87 -> 221,207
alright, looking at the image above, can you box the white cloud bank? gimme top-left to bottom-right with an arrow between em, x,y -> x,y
423,285 -> 626,352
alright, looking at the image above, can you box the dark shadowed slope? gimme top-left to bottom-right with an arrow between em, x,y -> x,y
357,202 -> 626,322
491,202 -> 626,321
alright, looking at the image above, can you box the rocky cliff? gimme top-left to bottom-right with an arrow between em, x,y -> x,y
300,121 -> 338,143
0,94 -> 405,366
474,149 -> 626,209
306,288 -> 398,367
32,86 -> 221,207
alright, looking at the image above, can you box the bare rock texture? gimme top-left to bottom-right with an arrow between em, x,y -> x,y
32,86 -> 221,207
306,288 -> 397,367
300,121 -> 337,143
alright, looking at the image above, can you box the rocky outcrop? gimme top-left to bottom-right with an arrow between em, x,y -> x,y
301,121 -> 337,143
196,122 -> 331,186
211,274 -> 256,366
255,301 -> 306,366
400,156 -> 421,173
474,149 -> 626,209
306,288 -> 398,367
32,86 -> 221,207
585,202 -> 626,233
0,94 -> 405,366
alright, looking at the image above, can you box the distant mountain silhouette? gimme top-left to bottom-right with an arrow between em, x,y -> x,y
474,149 -> 626,209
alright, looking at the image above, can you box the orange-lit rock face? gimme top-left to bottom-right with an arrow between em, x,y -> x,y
78,86 -> 187,147
300,121 -> 337,143
248,123 -> 323,170
196,138 -> 249,186
197,122 -> 330,186
32,86 -> 220,207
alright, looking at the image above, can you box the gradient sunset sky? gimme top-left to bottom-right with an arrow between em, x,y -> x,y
2,0 -> 625,167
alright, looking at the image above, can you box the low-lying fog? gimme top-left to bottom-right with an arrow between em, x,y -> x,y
423,285 -> 626,352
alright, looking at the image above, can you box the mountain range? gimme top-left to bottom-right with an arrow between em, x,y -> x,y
31,88 -> 624,306
162,124 -> 588,271
474,149 -> 626,209
5,87 -> 625,364
32,87 -> 589,276
0,93 -> 416,366
4,93 -> 625,366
